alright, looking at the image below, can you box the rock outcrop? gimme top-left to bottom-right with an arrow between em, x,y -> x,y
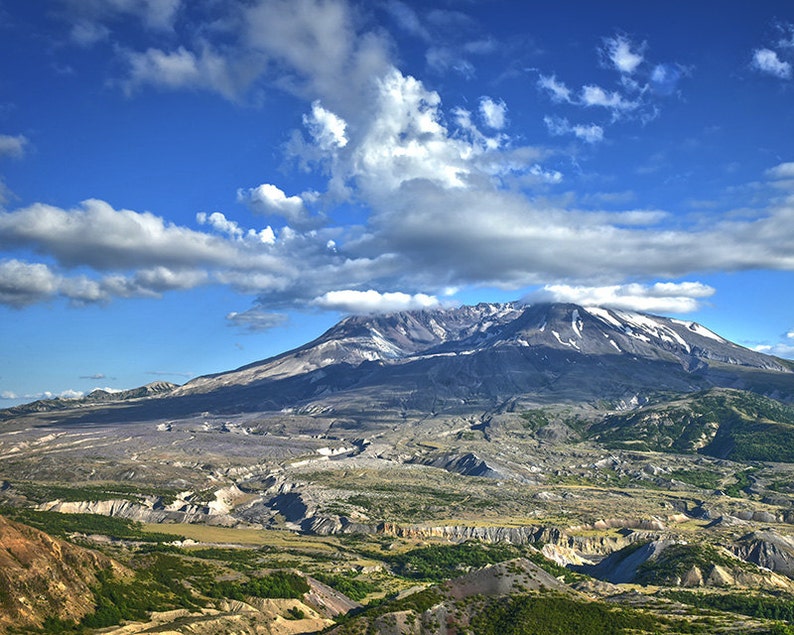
35,485 -> 251,527
733,530 -> 794,578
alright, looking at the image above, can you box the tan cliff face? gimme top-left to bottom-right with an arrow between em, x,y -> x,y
0,514 -> 126,633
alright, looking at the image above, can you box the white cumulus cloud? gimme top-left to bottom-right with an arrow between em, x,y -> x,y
304,100 -> 349,151
0,199 -> 241,270
603,35 -> 645,74
197,211 -> 244,239
0,259 -> 59,307
752,48 -> 792,79
313,289 -> 440,314
238,184 -> 313,227
479,97 -> 507,130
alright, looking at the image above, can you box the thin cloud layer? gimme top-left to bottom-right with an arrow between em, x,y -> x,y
754,331 -> 794,359
544,116 -> 604,143
0,134 -> 29,159
313,289 -> 440,313
226,308 -> 289,332
525,282 -> 715,314
59,0 -> 182,34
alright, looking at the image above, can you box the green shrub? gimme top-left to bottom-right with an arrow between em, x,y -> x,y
469,592 -> 705,634
312,572 -> 380,601
387,542 -> 521,581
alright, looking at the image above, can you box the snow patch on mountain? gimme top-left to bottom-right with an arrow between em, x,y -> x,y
571,309 -> 583,338
672,319 -> 726,343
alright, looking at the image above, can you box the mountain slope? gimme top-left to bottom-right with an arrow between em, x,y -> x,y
4,303 -> 791,423
166,303 -> 792,415
0,514 -> 125,632
589,388 -> 794,460
0,381 -> 178,419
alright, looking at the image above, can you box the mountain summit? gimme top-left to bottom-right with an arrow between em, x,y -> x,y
168,303 -> 792,415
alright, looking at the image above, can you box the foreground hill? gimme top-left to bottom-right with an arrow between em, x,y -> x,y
0,514 -> 125,632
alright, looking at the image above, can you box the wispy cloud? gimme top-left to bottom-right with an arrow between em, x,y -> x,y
59,0 -> 182,35
580,84 -> 638,111
544,116 -> 604,143
537,32 -> 682,134
147,370 -> 193,379
226,308 -> 289,332
537,74 -> 573,103
753,330 -> 794,360
0,134 -> 29,158
525,282 -> 715,314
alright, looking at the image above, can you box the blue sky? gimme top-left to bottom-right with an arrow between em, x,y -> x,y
1,0 -> 794,406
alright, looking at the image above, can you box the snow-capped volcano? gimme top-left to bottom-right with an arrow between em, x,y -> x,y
168,303 -> 791,413
5,303 -> 792,422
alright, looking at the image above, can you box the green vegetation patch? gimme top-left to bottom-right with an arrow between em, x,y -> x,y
35,559 -> 207,634
520,409 -> 551,432
306,468 -> 499,522
635,543 -> 750,586
590,389 -> 794,462
11,481 -> 179,505
669,469 -> 723,490
334,589 -> 710,635
468,592 -> 708,634
332,587 -> 446,631
387,541 -> 522,582
365,540 -> 588,585
0,508 -> 183,542
311,571 -> 380,601
661,589 -> 794,624
204,570 -> 310,601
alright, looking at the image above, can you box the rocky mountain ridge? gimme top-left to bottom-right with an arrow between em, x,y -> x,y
165,301 -> 794,417
0,381 -> 178,419
3,303 -> 791,422
177,302 -> 790,397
